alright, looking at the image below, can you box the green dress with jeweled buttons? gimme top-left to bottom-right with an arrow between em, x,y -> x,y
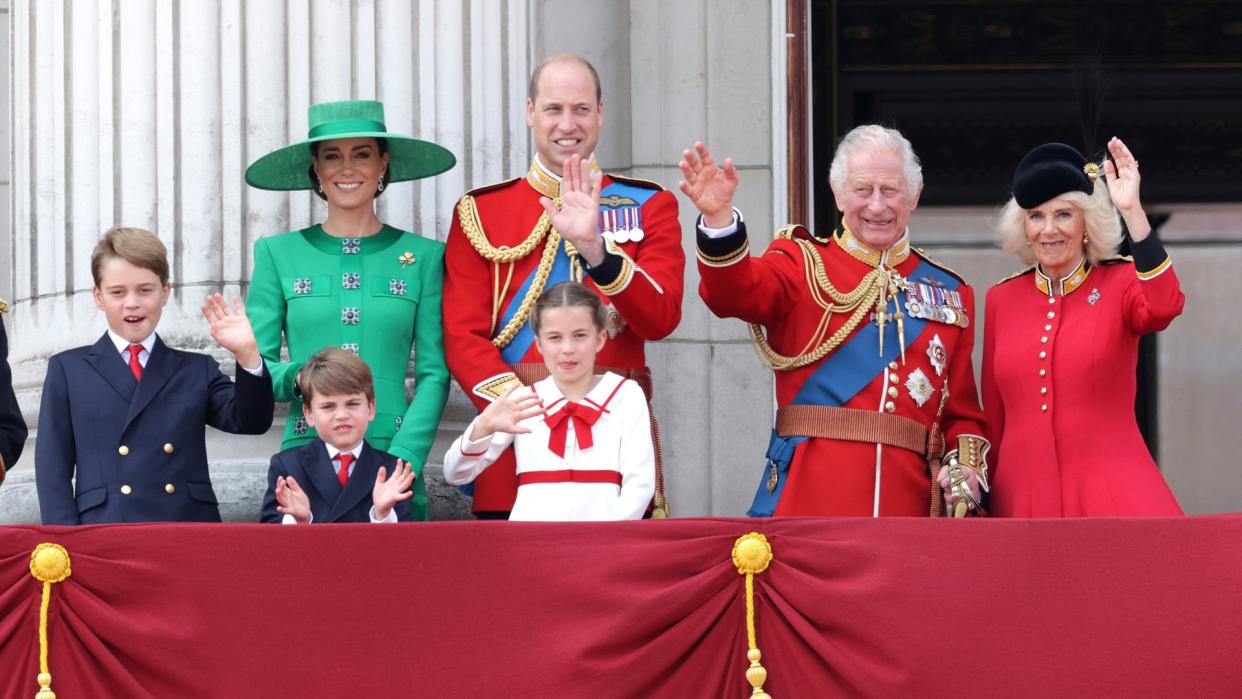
247,224 -> 448,520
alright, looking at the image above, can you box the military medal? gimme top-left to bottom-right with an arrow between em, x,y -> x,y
628,207 -> 645,242
903,279 -> 969,328
927,334 -> 947,376
599,209 -> 615,243
614,208 -> 632,244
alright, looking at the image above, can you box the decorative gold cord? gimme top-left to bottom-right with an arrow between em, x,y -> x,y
457,194 -> 568,349
750,238 -> 886,371
732,533 -> 774,699
458,194 -> 553,263
29,543 -> 72,699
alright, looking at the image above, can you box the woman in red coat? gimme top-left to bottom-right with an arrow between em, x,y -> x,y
983,138 -> 1184,516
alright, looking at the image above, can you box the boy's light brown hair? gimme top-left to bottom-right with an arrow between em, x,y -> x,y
91,226 -> 170,287
298,347 -> 375,404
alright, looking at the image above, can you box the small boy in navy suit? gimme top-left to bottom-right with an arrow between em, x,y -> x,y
36,226 -> 274,524
260,348 -> 415,523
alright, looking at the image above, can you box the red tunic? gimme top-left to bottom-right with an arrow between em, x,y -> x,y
983,241 -> 1184,517
698,222 -> 987,517
443,161 -> 684,513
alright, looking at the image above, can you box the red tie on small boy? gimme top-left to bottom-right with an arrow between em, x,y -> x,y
544,402 -> 603,458
336,453 -> 354,488
128,344 -> 144,381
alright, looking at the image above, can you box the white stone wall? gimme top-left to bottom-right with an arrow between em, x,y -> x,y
4,0 -> 531,520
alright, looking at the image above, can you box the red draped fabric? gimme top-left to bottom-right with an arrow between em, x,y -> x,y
2,517 -> 1240,698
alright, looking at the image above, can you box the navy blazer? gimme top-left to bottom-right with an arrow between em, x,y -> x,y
36,333 -> 274,524
260,438 -> 411,523
0,320 -> 27,479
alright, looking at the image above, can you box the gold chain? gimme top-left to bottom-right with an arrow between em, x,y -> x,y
750,238 -> 887,371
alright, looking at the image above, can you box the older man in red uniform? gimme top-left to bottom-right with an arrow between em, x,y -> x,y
679,126 -> 988,517
444,54 -> 684,518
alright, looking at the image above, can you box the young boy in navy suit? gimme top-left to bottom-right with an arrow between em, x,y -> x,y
260,348 -> 415,523
36,226 -> 274,524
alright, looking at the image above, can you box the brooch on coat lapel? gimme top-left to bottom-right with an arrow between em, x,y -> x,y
1087,288 -> 1101,305
902,277 -> 969,328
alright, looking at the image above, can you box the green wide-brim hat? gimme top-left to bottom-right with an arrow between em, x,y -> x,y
244,99 -> 456,191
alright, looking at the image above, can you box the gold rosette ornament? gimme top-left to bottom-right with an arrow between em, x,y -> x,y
731,533 -> 774,698
29,543 -> 72,699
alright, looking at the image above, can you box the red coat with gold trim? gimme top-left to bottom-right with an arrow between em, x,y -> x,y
983,236 -> 1184,517
698,220 -> 987,517
443,163 -> 683,513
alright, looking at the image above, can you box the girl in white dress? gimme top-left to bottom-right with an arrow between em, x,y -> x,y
443,282 -> 655,521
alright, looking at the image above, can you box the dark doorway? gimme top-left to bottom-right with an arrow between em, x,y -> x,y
804,0 -> 1242,455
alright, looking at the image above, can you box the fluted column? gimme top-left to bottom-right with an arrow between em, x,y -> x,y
6,0 -> 531,520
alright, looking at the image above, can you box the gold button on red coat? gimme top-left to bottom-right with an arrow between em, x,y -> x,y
887,387 -> 898,398
1039,351 -> 1047,359
1041,405 -> 1048,412
884,401 -> 895,413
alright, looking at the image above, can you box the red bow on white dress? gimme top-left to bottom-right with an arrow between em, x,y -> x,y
544,401 -> 603,458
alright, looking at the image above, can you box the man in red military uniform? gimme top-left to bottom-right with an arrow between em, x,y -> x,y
444,54 -> 684,518
678,126 -> 988,517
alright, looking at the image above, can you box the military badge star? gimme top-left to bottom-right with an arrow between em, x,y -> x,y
927,334 -> 947,376
905,368 -> 935,407
604,302 -> 625,339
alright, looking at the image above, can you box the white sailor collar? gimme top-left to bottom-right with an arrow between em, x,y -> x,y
536,371 -> 627,418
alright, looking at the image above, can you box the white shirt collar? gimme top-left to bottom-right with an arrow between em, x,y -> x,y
108,330 -> 156,356
325,441 -> 365,461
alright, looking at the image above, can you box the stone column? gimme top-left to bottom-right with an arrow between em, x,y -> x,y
3,0 -> 530,522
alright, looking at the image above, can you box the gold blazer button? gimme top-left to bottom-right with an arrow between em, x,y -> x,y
118,445 -> 130,456
165,483 -> 176,494
164,443 -> 175,454
120,484 -> 132,495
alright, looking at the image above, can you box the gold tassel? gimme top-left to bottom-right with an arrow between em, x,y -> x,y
732,533 -> 774,698
29,543 -> 72,699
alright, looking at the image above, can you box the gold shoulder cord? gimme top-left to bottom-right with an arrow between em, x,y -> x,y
457,195 -> 566,350
749,238 -> 886,371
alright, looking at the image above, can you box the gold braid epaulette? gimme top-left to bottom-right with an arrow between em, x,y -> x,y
750,238 -> 887,371
456,194 -> 564,350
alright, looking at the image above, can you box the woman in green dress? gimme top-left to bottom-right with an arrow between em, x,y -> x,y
244,99 -> 455,520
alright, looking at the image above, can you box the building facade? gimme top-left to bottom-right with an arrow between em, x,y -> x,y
3,0 -> 1239,521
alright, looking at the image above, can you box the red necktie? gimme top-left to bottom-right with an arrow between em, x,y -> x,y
336,453 -> 354,488
544,402 -> 603,458
128,344 -> 144,381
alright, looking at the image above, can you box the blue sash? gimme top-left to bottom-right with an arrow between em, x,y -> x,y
497,245 -> 572,364
748,258 -> 959,516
